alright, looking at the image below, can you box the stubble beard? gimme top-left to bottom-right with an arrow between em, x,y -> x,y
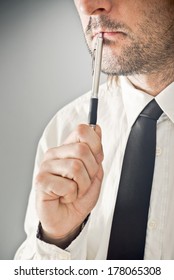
84,14 -> 174,77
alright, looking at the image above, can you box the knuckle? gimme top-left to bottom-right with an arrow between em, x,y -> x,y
76,142 -> 89,158
70,159 -> 83,175
76,124 -> 88,138
34,172 -> 46,189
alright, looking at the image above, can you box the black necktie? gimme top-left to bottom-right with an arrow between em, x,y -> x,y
107,99 -> 163,260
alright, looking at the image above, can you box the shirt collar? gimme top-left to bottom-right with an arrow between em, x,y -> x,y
120,76 -> 153,128
119,76 -> 174,129
155,82 -> 174,123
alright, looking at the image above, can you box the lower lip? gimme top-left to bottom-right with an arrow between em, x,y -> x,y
103,32 -> 126,38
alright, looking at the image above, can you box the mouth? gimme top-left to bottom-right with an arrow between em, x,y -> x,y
93,31 -> 127,39
90,30 -> 128,53
104,31 -> 127,38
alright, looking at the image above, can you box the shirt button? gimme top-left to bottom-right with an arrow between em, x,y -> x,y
156,147 -> 162,156
148,220 -> 157,230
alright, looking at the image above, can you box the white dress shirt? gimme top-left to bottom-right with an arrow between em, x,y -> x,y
15,76 -> 174,260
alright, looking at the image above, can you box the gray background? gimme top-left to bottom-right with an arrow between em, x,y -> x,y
0,0 -> 106,259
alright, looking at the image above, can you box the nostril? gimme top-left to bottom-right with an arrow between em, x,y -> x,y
92,8 -> 106,15
78,0 -> 112,16
98,8 -> 105,13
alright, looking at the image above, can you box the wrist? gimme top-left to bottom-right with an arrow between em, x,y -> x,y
43,224 -> 81,249
37,216 -> 89,249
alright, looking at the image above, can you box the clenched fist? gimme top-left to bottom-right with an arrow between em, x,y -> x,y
35,124 -> 104,246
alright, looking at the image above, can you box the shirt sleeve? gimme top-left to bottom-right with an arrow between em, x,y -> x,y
14,216 -> 90,260
14,112 -> 90,260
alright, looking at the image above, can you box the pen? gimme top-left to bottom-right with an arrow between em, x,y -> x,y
88,32 -> 104,129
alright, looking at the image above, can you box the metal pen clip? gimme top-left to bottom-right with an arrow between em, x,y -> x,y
88,33 -> 104,129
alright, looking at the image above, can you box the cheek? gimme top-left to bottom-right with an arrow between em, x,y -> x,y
75,4 -> 90,31
79,14 -> 90,32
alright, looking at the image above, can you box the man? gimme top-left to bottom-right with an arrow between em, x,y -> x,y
15,0 -> 174,259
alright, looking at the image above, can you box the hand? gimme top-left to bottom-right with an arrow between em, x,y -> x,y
35,124 -> 104,241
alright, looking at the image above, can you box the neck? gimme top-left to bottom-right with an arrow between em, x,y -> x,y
127,62 -> 174,96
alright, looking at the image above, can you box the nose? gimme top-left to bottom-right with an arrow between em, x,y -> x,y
78,0 -> 112,15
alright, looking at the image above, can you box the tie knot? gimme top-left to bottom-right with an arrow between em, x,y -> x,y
140,99 -> 163,121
